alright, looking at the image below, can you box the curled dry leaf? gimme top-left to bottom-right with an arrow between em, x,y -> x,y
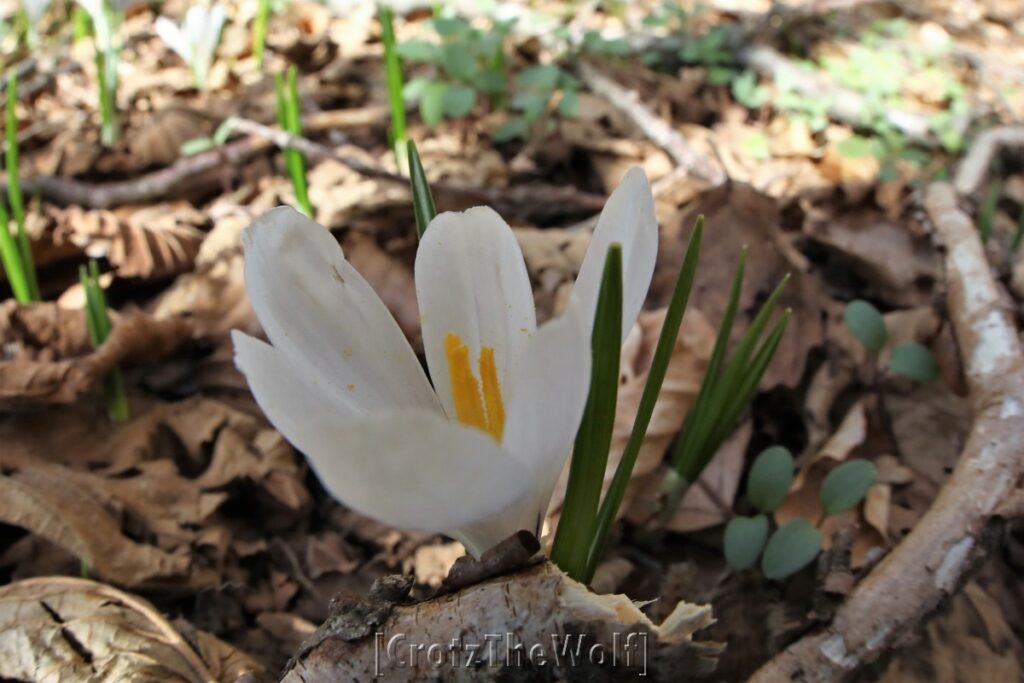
0,397 -> 311,587
0,304 -> 193,407
283,562 -> 719,682
54,202 -> 206,279
0,576 -> 262,682
342,232 -> 422,348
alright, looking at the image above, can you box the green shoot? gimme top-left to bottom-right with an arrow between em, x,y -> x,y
407,140 -> 436,238
661,258 -> 790,522
5,69 -> 39,301
274,66 -> 313,217
253,0 -> 271,69
380,6 -> 408,170
75,0 -> 122,145
580,217 -> 705,582
0,198 -> 32,302
1013,207 -> 1024,253
551,244 -> 623,581
80,260 -> 130,422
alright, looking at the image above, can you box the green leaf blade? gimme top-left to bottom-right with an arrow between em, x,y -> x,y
761,518 -> 822,580
747,446 -> 794,514
820,460 -> 877,516
552,244 -> 623,582
407,140 -> 436,239
724,514 -> 769,570
844,299 -> 888,352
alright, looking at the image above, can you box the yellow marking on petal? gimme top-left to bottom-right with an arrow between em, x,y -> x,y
478,347 -> 505,440
444,332 -> 505,441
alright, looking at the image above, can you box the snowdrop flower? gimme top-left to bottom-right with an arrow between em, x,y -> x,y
155,3 -> 226,89
232,169 -> 657,558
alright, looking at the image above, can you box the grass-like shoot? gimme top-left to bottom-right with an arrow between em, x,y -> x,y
274,65 -> 313,217
1,70 -> 39,302
79,260 -> 130,423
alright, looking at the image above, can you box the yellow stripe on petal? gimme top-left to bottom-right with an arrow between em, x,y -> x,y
444,332 -> 505,441
478,347 -> 505,440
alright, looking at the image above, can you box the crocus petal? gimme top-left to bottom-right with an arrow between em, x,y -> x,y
243,206 -> 440,415
571,167 -> 658,341
155,16 -> 190,61
415,207 -> 537,418
234,331 -> 378,423
499,303 -> 591,531
265,403 -> 532,539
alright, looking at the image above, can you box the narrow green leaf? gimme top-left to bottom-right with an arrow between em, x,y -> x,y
379,6 -> 408,167
252,0 -> 270,68
844,299 -> 887,352
0,198 -> 31,302
407,140 -> 436,239
669,248 -> 747,483
820,459 -> 876,516
889,342 -> 938,382
724,515 -> 769,570
80,260 -> 130,422
747,446 -> 794,514
761,518 -> 822,580
552,244 -> 623,582
582,217 -> 704,582
6,69 -> 38,300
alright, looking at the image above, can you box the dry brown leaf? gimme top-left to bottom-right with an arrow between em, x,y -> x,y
0,465 -> 194,586
0,305 -> 192,407
0,576 -> 262,682
806,209 -> 940,308
342,232 -> 421,348
126,107 -> 216,168
881,582 -> 1024,683
54,202 -> 206,280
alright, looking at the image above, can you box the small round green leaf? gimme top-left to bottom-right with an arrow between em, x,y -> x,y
442,85 -> 477,118
844,300 -> 888,352
724,515 -> 769,570
395,40 -> 441,62
820,460 -> 877,516
492,117 -> 528,142
747,446 -> 795,513
518,64 -> 560,90
761,518 -> 822,580
889,342 -> 938,382
419,81 -> 449,127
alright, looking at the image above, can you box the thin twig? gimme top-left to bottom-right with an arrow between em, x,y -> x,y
954,125 -> 1024,197
578,62 -> 725,185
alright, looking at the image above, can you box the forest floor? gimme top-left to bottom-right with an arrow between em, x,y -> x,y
1,0 -> 1024,681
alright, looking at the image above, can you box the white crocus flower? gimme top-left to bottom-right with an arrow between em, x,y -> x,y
155,3 -> 226,89
232,168 -> 657,558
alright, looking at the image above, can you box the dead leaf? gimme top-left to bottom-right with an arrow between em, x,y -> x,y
54,202 -> 206,280
805,209 -> 940,308
0,576 -> 262,682
342,232 -> 421,348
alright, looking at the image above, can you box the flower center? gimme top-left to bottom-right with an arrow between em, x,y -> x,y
444,332 -> 505,441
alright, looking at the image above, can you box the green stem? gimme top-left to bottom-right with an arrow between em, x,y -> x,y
253,0 -> 271,69
379,6 -> 408,170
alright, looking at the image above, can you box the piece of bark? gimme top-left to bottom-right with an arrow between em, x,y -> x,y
953,125 -> 1024,197
283,562 -> 719,682
749,182 -> 1024,681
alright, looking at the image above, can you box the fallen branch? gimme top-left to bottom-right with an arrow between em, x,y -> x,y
954,125 -> 1024,196
282,561 -> 720,681
740,46 -> 970,148
3,116 -> 606,221
749,182 -> 1024,682
578,62 -> 725,185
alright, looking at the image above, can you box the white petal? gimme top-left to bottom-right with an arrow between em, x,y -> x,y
155,17 -> 189,61
415,207 -> 537,417
498,303 -> 591,531
243,206 -> 440,414
572,167 -> 658,341
259,396 -> 533,538
233,331 -> 376,423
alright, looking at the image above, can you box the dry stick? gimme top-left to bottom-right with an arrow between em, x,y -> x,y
1,116 -> 605,219
953,125 -> 1024,197
749,182 -> 1024,682
577,62 -> 725,185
